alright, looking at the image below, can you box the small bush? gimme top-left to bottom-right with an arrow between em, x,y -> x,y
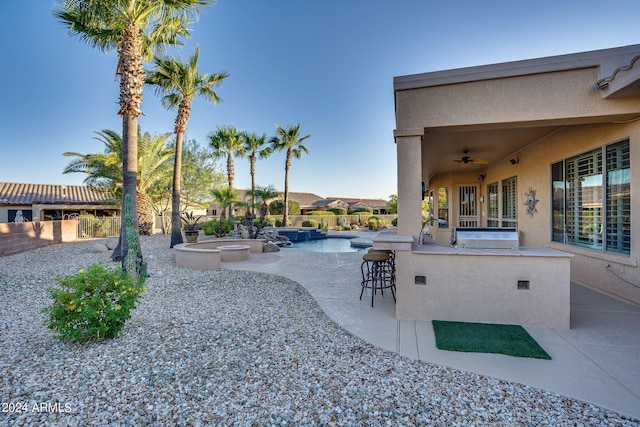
42,264 -> 145,343
275,218 -> 292,227
392,217 -> 398,227
202,218 -> 235,235
334,225 -> 343,231
343,224 -> 352,230
302,219 -> 319,228
367,216 -> 386,231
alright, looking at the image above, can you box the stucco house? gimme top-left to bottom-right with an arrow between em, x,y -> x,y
383,45 -> 640,328
0,182 -> 119,223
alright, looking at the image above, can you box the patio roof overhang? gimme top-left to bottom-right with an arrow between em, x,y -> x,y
393,44 -> 640,181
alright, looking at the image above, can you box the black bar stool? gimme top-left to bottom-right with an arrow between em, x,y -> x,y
360,250 -> 396,307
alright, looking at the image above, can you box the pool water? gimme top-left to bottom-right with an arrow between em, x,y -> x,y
291,238 -> 363,253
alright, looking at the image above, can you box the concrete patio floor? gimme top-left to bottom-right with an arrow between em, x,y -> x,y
220,234 -> 640,420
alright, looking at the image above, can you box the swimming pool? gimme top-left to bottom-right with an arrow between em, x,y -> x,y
291,238 -> 363,253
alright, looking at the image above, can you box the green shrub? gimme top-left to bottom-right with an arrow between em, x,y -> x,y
392,217 -> 398,227
349,207 -> 373,214
42,264 -> 145,343
327,208 -> 347,215
367,216 -> 386,231
275,218 -> 292,227
301,219 -> 319,228
343,224 -> 352,230
202,219 -> 215,235
269,199 -> 300,215
202,218 -> 235,235
304,211 -> 335,216
334,225 -> 343,231
318,219 -> 328,232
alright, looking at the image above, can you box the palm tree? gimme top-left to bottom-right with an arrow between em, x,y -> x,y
208,125 -> 245,217
247,185 -> 279,237
270,123 -> 311,228
146,47 -> 229,247
211,186 -> 239,235
241,131 -> 272,216
53,0 -> 211,266
62,129 -> 123,189
63,129 -> 173,233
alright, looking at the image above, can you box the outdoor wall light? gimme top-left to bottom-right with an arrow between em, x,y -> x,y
510,157 -> 519,165
478,173 -> 486,182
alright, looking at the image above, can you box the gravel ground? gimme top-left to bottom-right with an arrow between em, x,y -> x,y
1,235 -> 638,426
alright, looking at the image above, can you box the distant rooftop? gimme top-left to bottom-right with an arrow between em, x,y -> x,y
0,182 -> 117,205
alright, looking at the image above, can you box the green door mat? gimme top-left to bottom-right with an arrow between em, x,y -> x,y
432,320 -> 551,360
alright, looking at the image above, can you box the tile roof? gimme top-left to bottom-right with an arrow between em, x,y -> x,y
326,197 -> 388,207
0,182 -> 117,206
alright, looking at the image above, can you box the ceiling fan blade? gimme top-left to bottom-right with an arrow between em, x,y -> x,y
460,162 -> 470,168
471,158 -> 488,164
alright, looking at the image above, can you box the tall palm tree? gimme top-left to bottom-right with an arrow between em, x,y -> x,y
208,125 -> 245,217
53,0 -> 211,267
270,123 -> 311,228
241,131 -> 272,216
63,129 -> 173,233
146,47 -> 229,247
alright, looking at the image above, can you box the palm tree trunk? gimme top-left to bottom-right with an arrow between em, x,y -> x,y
227,154 -> 234,218
112,114 -> 141,266
170,131 -> 185,247
111,20 -> 143,268
283,149 -> 292,227
250,155 -> 256,216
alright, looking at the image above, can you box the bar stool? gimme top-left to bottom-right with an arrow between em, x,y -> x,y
367,249 -> 395,283
360,251 -> 396,307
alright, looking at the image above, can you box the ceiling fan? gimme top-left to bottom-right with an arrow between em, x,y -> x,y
454,150 -> 488,168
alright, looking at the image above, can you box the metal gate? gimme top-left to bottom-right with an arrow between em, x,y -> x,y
78,215 -> 121,238
458,185 -> 479,227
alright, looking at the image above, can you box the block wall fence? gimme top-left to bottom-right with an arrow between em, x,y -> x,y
0,220 -> 78,256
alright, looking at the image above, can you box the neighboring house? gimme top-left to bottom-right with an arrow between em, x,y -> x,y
209,191 -> 389,217
388,45 -> 640,325
0,182 -> 119,223
328,197 -> 390,214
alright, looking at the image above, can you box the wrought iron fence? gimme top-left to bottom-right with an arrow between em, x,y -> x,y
77,215 -> 121,239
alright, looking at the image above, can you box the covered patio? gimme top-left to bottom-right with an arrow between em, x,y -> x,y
388,44 -> 640,327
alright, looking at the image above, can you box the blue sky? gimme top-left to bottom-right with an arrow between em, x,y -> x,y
2,1 -> 639,200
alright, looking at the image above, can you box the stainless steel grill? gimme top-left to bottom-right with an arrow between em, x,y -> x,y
451,227 -> 519,250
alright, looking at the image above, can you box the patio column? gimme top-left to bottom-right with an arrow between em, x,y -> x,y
395,132 -> 423,242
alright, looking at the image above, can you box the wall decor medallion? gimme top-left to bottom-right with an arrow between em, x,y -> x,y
524,187 -> 538,218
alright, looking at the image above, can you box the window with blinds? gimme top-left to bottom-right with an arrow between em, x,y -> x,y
487,182 -> 499,227
551,139 -> 630,255
606,140 -> 631,254
501,176 -> 518,228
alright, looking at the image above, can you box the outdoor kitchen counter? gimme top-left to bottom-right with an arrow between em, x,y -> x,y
411,239 -> 573,258
380,234 -> 573,329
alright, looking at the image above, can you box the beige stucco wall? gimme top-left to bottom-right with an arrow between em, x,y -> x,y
394,247 -> 571,329
396,68 -> 640,131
